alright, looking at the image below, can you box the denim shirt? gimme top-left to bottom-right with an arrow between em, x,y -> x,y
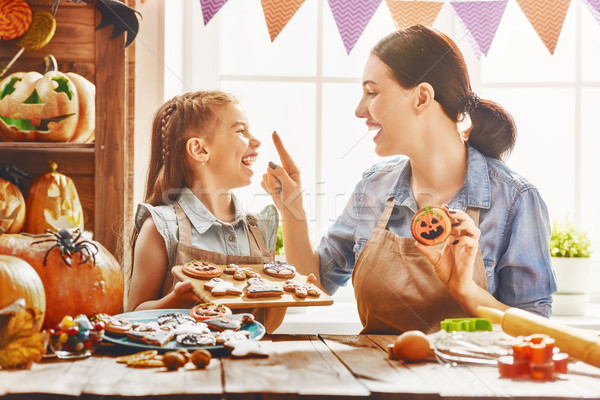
317,144 -> 556,317
135,188 -> 279,268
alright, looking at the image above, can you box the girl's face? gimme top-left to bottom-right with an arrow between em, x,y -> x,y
205,103 -> 260,189
355,54 -> 418,157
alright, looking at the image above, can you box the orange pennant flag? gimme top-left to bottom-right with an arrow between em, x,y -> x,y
385,0 -> 444,29
261,0 -> 306,42
516,0 -> 571,54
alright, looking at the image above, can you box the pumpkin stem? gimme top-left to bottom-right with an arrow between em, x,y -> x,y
48,161 -> 58,173
42,55 -> 58,74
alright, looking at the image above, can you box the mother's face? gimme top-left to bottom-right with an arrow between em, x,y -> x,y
355,54 -> 419,157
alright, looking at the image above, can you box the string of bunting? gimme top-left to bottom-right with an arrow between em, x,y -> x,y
198,0 -> 600,57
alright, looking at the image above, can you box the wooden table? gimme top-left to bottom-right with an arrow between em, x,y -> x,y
2,334 -> 600,399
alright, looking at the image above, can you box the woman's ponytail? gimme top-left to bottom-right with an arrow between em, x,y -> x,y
467,99 -> 516,161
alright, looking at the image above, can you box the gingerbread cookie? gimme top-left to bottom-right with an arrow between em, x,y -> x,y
182,259 -> 222,279
189,303 -> 232,321
204,278 -> 243,296
224,264 -> 261,280
116,350 -> 159,364
411,205 -> 452,246
263,260 -> 296,279
283,280 -> 320,299
225,338 -> 268,358
126,323 -> 175,347
244,277 -> 284,298
204,313 -> 254,332
96,313 -> 133,336
176,332 -> 217,347
157,312 -> 196,327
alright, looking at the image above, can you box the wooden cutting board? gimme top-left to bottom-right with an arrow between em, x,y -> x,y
172,263 -> 334,309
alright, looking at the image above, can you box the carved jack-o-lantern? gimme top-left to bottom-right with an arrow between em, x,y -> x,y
0,178 -> 26,234
23,161 -> 84,234
411,206 -> 452,246
0,55 -> 95,142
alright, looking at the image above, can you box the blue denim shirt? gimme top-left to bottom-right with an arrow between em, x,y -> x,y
135,188 -> 279,269
317,144 -> 556,317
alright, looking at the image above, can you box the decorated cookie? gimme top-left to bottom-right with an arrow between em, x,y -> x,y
225,338 -> 268,358
176,332 -> 217,347
263,260 -> 296,279
172,321 -> 210,336
224,264 -> 261,280
157,312 -> 196,327
126,323 -> 175,347
182,259 -> 222,279
204,313 -> 254,332
116,350 -> 159,364
204,278 -> 243,296
96,313 -> 133,336
215,329 -> 251,344
245,277 -> 284,298
283,280 -> 320,299
189,303 -> 232,321
410,205 -> 452,246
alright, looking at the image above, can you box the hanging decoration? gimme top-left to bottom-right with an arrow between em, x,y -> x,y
328,0 -> 383,54
200,0 -> 229,25
261,0 -> 306,42
0,0 -> 32,40
582,0 -> 600,25
385,0 -> 444,30
451,1 -> 508,59
516,0 -> 571,55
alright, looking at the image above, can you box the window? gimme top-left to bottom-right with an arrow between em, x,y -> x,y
164,0 -> 600,260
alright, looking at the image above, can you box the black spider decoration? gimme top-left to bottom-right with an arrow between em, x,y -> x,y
32,228 -> 99,267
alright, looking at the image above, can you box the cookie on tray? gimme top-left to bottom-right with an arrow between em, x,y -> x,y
182,259 -> 222,279
263,260 -> 296,279
95,313 -> 133,336
189,303 -> 232,322
410,205 -> 452,246
157,312 -> 196,327
244,277 -> 284,298
126,323 -> 175,347
204,278 -> 243,296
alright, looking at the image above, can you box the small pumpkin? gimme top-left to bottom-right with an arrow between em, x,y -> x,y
0,55 -> 95,143
0,255 -> 46,332
0,178 -> 26,234
0,231 -> 124,329
23,161 -> 84,234
411,205 -> 452,246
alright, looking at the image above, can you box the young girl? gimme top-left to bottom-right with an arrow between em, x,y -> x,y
127,91 -> 284,331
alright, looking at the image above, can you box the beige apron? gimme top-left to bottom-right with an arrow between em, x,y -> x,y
352,199 -> 488,334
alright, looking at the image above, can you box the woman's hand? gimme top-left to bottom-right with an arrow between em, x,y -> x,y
171,280 -> 201,308
415,206 -> 480,295
261,132 -> 305,219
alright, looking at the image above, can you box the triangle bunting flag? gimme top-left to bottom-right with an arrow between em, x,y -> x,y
583,0 -> 600,26
451,1 -> 508,59
516,0 -> 571,55
199,0 -> 229,25
385,0 -> 444,29
328,0 -> 383,54
261,0 -> 306,42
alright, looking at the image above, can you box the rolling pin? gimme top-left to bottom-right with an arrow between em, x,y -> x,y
477,306 -> 600,369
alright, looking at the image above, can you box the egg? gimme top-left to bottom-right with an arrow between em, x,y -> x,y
393,330 -> 430,361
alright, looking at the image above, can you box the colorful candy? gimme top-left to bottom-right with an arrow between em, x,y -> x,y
0,0 -> 32,40
498,333 -> 569,381
49,314 -> 104,358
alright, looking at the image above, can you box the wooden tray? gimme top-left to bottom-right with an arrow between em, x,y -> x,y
172,263 -> 333,309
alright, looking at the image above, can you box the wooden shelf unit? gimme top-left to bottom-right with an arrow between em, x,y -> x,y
0,0 -> 135,261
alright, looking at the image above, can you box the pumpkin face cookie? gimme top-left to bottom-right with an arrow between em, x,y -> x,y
263,260 -> 296,279
183,259 -> 222,279
411,205 -> 452,246
189,303 -> 232,321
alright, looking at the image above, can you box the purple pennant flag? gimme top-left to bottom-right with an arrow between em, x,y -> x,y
583,0 -> 600,26
328,0 -> 383,54
200,0 -> 229,25
451,1 -> 508,59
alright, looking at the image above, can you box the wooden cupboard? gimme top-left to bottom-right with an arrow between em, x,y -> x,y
0,0 -> 135,261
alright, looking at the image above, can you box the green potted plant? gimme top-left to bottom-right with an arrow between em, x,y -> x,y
550,218 -> 593,316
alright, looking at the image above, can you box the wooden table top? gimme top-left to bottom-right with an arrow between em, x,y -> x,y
2,334 -> 600,399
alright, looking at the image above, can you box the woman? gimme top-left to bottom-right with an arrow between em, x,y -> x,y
263,25 -> 556,334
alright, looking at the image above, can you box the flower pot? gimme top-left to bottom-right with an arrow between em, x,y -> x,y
551,257 -> 592,293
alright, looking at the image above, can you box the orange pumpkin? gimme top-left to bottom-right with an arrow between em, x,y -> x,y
0,231 -> 124,329
0,55 -> 95,143
0,255 -> 46,332
23,161 -> 84,234
411,205 -> 452,246
0,177 -> 26,234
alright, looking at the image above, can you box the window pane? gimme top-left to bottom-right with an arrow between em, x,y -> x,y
582,6 -> 600,82
581,88 -> 600,253
221,81 -> 317,235
219,0 -> 317,76
483,88 -> 575,218
481,1 -> 576,83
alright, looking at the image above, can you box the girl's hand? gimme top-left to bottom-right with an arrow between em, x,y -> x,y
172,280 -> 201,308
261,132 -> 305,218
415,206 -> 480,295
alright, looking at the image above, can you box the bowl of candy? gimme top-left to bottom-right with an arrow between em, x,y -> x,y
48,314 -> 104,359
